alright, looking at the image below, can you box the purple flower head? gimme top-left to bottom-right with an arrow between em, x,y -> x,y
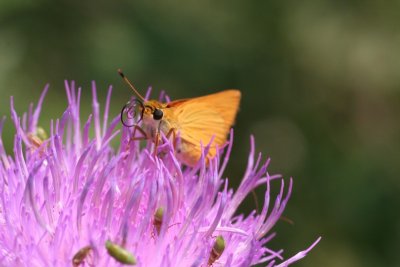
0,81 -> 320,266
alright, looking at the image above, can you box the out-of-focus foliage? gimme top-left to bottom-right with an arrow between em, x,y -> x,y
1,1 -> 399,266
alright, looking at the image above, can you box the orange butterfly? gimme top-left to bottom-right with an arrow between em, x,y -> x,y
119,70 -> 241,166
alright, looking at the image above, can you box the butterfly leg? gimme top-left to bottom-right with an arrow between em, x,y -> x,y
154,121 -> 177,157
125,126 -> 148,157
153,129 -> 176,158
165,128 -> 177,151
131,125 -> 148,141
154,131 -> 161,158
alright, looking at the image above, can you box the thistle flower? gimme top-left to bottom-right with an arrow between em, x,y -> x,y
0,81 -> 320,266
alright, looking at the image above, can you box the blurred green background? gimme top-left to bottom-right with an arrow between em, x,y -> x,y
1,1 -> 399,266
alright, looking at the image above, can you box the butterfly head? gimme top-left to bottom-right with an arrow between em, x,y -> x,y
118,69 -> 166,126
142,100 -> 165,121
120,98 -> 166,127
140,100 -> 169,139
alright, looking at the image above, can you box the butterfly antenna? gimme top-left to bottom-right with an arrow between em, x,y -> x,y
118,69 -> 145,102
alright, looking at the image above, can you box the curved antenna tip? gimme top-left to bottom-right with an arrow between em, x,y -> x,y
118,70 -> 146,102
118,69 -> 125,78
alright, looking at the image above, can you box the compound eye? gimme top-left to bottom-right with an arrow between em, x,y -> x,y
153,109 -> 163,120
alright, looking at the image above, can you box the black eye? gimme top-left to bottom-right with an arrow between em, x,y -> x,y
153,109 -> 163,120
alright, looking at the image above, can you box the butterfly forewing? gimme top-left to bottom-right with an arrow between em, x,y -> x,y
168,90 -> 241,165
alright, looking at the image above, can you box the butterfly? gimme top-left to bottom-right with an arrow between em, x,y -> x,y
119,70 -> 241,166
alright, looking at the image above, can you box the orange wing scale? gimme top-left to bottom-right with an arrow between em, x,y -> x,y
167,90 -> 241,166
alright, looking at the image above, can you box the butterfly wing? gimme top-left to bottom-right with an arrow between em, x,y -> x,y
167,90 -> 241,166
